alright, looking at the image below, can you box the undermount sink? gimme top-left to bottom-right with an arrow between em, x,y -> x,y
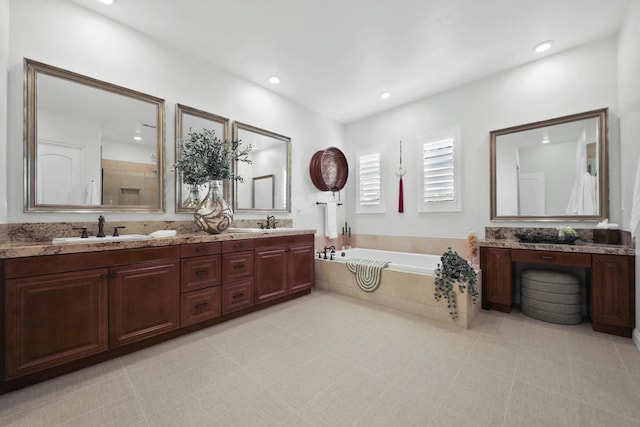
52,234 -> 151,245
227,227 -> 285,233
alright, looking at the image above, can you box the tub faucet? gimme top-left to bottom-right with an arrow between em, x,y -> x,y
323,245 -> 335,260
266,215 -> 277,229
97,215 -> 106,238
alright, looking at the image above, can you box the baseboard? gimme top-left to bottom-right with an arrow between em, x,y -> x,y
633,328 -> 640,351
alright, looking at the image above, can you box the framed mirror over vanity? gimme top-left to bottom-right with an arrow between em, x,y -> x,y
231,122 -> 291,213
490,108 -> 608,221
174,104 -> 230,212
24,59 -> 165,212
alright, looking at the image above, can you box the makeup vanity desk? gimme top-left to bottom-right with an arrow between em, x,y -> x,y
479,239 -> 635,337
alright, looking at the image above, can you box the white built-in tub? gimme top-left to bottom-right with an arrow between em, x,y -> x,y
332,248 -> 440,275
315,247 -> 481,328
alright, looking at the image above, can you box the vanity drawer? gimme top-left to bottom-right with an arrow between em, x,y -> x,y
221,279 -> 254,314
222,239 -> 255,253
181,242 -> 221,258
180,255 -> 221,292
512,249 -> 591,267
181,287 -> 221,327
222,251 -> 254,282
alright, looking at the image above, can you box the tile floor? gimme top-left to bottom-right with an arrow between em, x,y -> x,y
1,289 -> 639,426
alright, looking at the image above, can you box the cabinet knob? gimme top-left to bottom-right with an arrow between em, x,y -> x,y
541,255 -> 555,260
232,293 -> 244,299
195,270 -> 208,276
100,274 -> 108,280
196,247 -> 209,252
110,272 -> 118,279
195,302 -> 208,311
233,264 -> 244,270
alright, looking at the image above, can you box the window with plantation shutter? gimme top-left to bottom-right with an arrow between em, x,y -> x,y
356,149 -> 384,213
419,128 -> 462,212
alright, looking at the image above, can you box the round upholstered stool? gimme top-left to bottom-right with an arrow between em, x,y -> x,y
521,269 -> 581,325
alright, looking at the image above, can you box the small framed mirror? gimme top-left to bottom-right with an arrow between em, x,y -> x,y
175,104 -> 230,212
490,108 -> 608,221
24,58 -> 165,212
232,122 -> 291,213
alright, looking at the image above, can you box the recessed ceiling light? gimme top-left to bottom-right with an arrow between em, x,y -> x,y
534,40 -> 553,53
269,76 -> 280,85
541,137 -> 550,144
134,135 -> 142,141
380,92 -> 391,100
97,0 -> 115,4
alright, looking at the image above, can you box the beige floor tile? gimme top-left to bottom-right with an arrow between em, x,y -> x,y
571,359 -> 640,421
576,401 -> 640,427
613,339 -> 640,375
515,345 -> 574,397
61,397 -> 147,427
441,363 -> 513,426
428,407 -> 495,427
298,366 -> 390,426
465,334 -> 521,377
224,327 -> 305,366
566,333 -> 626,371
245,341 -> 324,386
355,383 -> 439,426
503,380 -> 578,426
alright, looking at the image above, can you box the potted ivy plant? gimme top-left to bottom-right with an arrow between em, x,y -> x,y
434,248 -> 479,320
174,128 -> 252,234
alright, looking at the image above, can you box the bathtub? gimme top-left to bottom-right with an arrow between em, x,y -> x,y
333,247 -> 440,275
315,247 -> 481,328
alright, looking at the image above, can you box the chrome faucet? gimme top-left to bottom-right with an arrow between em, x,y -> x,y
97,215 -> 106,237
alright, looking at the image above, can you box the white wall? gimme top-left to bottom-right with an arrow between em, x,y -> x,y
345,37 -> 620,238
5,0 -> 345,231
0,0 -> 8,223
616,1 -> 640,348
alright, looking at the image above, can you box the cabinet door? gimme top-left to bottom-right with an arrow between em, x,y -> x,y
289,243 -> 314,293
480,247 -> 512,312
255,247 -> 288,303
5,269 -> 108,379
109,259 -> 180,348
592,254 -> 634,335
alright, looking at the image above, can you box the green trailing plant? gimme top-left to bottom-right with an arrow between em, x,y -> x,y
434,248 -> 479,320
174,128 -> 252,185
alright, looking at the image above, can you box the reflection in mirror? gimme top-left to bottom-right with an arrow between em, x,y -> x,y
25,58 -> 165,212
175,104 -> 230,212
253,175 -> 275,209
232,122 -> 291,213
490,108 -> 608,221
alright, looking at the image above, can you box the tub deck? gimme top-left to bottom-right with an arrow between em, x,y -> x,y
315,257 -> 481,328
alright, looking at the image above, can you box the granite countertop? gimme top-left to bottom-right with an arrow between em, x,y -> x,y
0,229 -> 317,259
479,239 -> 635,256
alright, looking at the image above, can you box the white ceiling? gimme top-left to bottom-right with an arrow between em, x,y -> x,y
67,0 -> 630,124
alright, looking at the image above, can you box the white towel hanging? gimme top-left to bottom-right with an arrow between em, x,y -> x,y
630,156 -> 640,237
85,180 -> 99,205
325,201 -> 338,239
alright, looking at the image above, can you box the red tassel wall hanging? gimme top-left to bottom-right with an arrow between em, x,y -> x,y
397,140 -> 406,213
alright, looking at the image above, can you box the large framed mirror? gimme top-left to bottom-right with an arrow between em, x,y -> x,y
232,122 -> 291,213
490,108 -> 608,221
175,104 -> 230,212
24,58 -> 165,212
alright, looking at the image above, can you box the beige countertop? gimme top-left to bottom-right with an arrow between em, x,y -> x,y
479,239 -> 635,256
0,229 -> 316,259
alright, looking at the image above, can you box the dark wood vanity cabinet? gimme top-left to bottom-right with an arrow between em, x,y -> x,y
480,247 -> 513,312
481,247 -> 636,337
1,234 -> 315,392
5,269 -> 109,379
591,254 -> 635,336
254,234 -> 314,304
109,258 -> 180,348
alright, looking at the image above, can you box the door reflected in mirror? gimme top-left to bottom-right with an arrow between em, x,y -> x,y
25,59 -> 165,212
490,108 -> 608,221
175,104 -> 230,212
232,122 -> 291,213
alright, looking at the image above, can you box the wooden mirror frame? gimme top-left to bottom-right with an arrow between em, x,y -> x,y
490,108 -> 609,222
